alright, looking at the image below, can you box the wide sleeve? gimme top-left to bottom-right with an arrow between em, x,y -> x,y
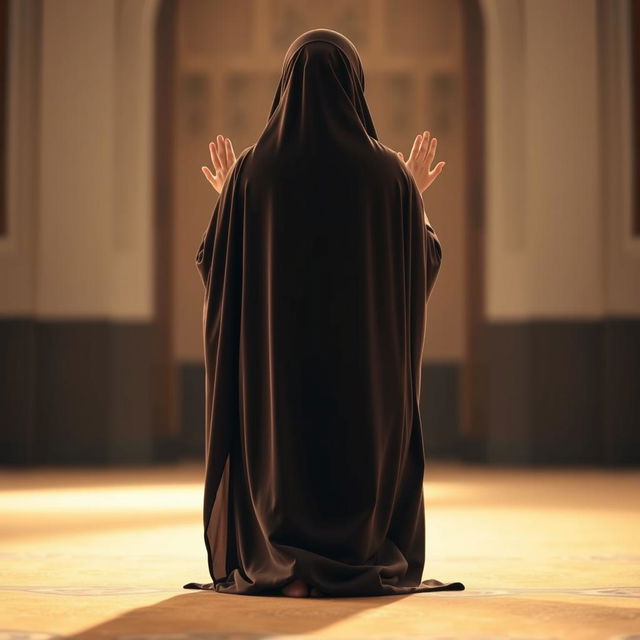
195,198 -> 221,288
425,220 -> 443,302
195,145 -> 253,290
399,156 -> 443,304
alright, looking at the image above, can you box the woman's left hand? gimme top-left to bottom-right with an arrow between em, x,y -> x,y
202,135 -> 236,194
397,130 -> 446,194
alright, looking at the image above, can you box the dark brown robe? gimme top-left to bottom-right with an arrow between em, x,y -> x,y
183,28 -> 464,597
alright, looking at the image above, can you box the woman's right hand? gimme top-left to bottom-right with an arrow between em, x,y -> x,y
397,130 -> 446,194
202,134 -> 237,194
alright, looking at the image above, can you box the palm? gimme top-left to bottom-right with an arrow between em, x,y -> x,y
202,134 -> 237,194
397,130 -> 445,194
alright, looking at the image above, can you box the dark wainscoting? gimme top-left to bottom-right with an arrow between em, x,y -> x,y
0,318 -> 36,464
419,361 -> 460,458
2,317 -> 638,466
602,318 -> 640,464
482,318 -> 640,466
421,318 -> 640,466
180,362 -> 205,459
0,317 -> 157,466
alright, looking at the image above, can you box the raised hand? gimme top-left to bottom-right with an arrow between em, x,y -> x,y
202,134 -> 236,194
397,130 -> 446,194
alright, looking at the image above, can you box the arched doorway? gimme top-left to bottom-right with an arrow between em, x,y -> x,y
153,0 -> 486,461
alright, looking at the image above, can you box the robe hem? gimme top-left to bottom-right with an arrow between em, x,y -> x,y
182,579 -> 465,596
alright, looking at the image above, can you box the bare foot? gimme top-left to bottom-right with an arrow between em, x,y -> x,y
281,578 -> 309,597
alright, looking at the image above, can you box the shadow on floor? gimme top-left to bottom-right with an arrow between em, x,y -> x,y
63,590 -> 414,640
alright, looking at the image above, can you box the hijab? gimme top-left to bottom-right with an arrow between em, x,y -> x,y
257,28 -> 377,150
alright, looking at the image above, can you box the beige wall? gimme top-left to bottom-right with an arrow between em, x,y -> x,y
0,0 -> 39,315
0,0 -> 156,320
2,0 -> 637,356
483,0 -> 640,320
37,0 -> 116,317
525,0 -> 603,317
601,0 -> 640,315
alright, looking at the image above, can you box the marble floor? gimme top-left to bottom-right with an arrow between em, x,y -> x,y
0,461 -> 639,640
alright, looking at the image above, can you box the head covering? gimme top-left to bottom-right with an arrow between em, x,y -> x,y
258,28 -> 377,149
186,29 -> 459,598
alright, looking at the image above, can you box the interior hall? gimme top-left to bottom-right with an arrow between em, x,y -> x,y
0,1 -> 638,639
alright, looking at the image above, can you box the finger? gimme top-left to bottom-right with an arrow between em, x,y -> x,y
418,130 -> 430,160
225,137 -> 235,166
202,165 -> 216,187
209,141 -> 222,172
217,134 -> 226,169
408,134 -> 422,163
430,161 -> 445,176
397,151 -> 404,161
427,136 -> 438,163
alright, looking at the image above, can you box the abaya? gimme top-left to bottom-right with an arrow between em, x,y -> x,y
183,28 -> 464,597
